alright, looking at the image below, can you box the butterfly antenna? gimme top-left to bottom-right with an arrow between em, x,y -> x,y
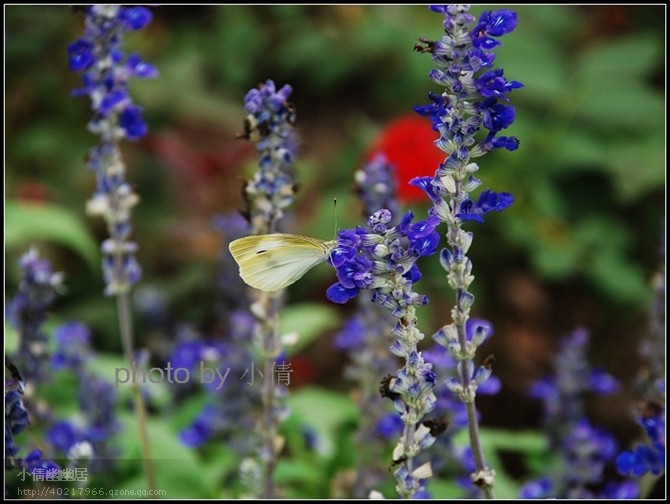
333,198 -> 338,238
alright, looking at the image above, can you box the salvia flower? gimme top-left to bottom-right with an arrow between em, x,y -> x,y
6,251 -> 61,475
5,367 -> 31,461
17,450 -> 61,478
5,360 -> 60,477
238,80 -> 302,498
51,321 -> 92,371
171,315 -> 260,456
520,419 -> 637,499
412,6 -> 522,496
68,6 -> 156,138
616,406 -> 665,478
171,324 -> 258,454
327,209 -> 439,498
616,240 -> 666,483
213,212 -> 254,317
353,154 -> 400,224
46,420 -> 85,454
77,373 -> 120,466
69,5 -> 157,296
456,189 -> 514,223
7,248 -> 63,383
328,211 -> 439,309
470,10 -> 518,50
335,156 -> 406,497
242,79 -> 298,233
49,321 -> 120,471
520,328 -> 636,498
528,328 -> 620,447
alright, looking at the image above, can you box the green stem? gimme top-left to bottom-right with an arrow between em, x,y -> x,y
398,421 -> 417,499
117,293 -> 157,495
260,292 -> 280,499
450,177 -> 495,499
456,300 -> 494,499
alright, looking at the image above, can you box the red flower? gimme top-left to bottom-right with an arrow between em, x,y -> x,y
366,115 -> 444,203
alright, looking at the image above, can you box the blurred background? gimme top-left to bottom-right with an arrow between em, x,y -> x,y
5,4 -> 665,491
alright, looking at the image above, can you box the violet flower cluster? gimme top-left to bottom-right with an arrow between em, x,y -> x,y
242,79 -> 299,234
374,320 -> 502,499
171,213 -> 259,455
5,363 -> 60,479
616,410 -> 665,479
352,153 -> 400,228
6,249 -> 61,481
171,321 -> 258,455
7,248 -> 63,383
327,209 -> 440,498
48,322 -> 120,471
68,5 -> 158,296
616,250 -> 665,482
334,154 -> 399,365
333,154 -> 401,497
68,7 -> 158,490
520,328 -> 637,499
411,5 -> 522,495
528,328 -> 620,447
239,79 -> 300,498
5,368 -> 30,463
412,3 -> 520,331
6,392 -> 60,485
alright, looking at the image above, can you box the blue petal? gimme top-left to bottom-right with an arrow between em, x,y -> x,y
326,283 -> 358,304
120,6 -> 153,30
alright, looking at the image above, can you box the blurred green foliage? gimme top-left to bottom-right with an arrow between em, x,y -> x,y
6,6 -> 663,314
4,5 -> 665,499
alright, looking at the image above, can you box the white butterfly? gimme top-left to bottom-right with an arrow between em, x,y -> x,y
229,234 -> 337,292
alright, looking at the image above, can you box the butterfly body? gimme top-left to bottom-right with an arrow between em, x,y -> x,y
229,233 -> 336,292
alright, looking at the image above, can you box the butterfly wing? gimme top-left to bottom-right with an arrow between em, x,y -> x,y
229,234 -> 336,292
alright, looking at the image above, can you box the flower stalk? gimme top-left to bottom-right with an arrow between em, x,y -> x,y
327,209 -> 441,497
240,79 -> 299,498
68,5 -> 159,492
412,5 -> 523,498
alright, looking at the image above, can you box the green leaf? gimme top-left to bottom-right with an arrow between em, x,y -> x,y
525,449 -> 557,475
574,215 -> 631,251
4,322 -> 19,355
476,428 -> 550,499
200,447 -> 239,497
288,387 -> 358,457
275,459 -> 323,486
115,415 -> 215,498
574,36 -> 663,129
493,6 -> 577,104
588,250 -> 652,306
574,80 -> 664,128
36,369 -> 81,417
477,428 -> 549,453
279,303 -> 340,355
605,132 -> 666,202
5,200 -> 99,272
427,478 -> 465,499
578,35 -> 662,82
533,231 -> 581,280
211,7 -> 267,89
551,126 -> 612,169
